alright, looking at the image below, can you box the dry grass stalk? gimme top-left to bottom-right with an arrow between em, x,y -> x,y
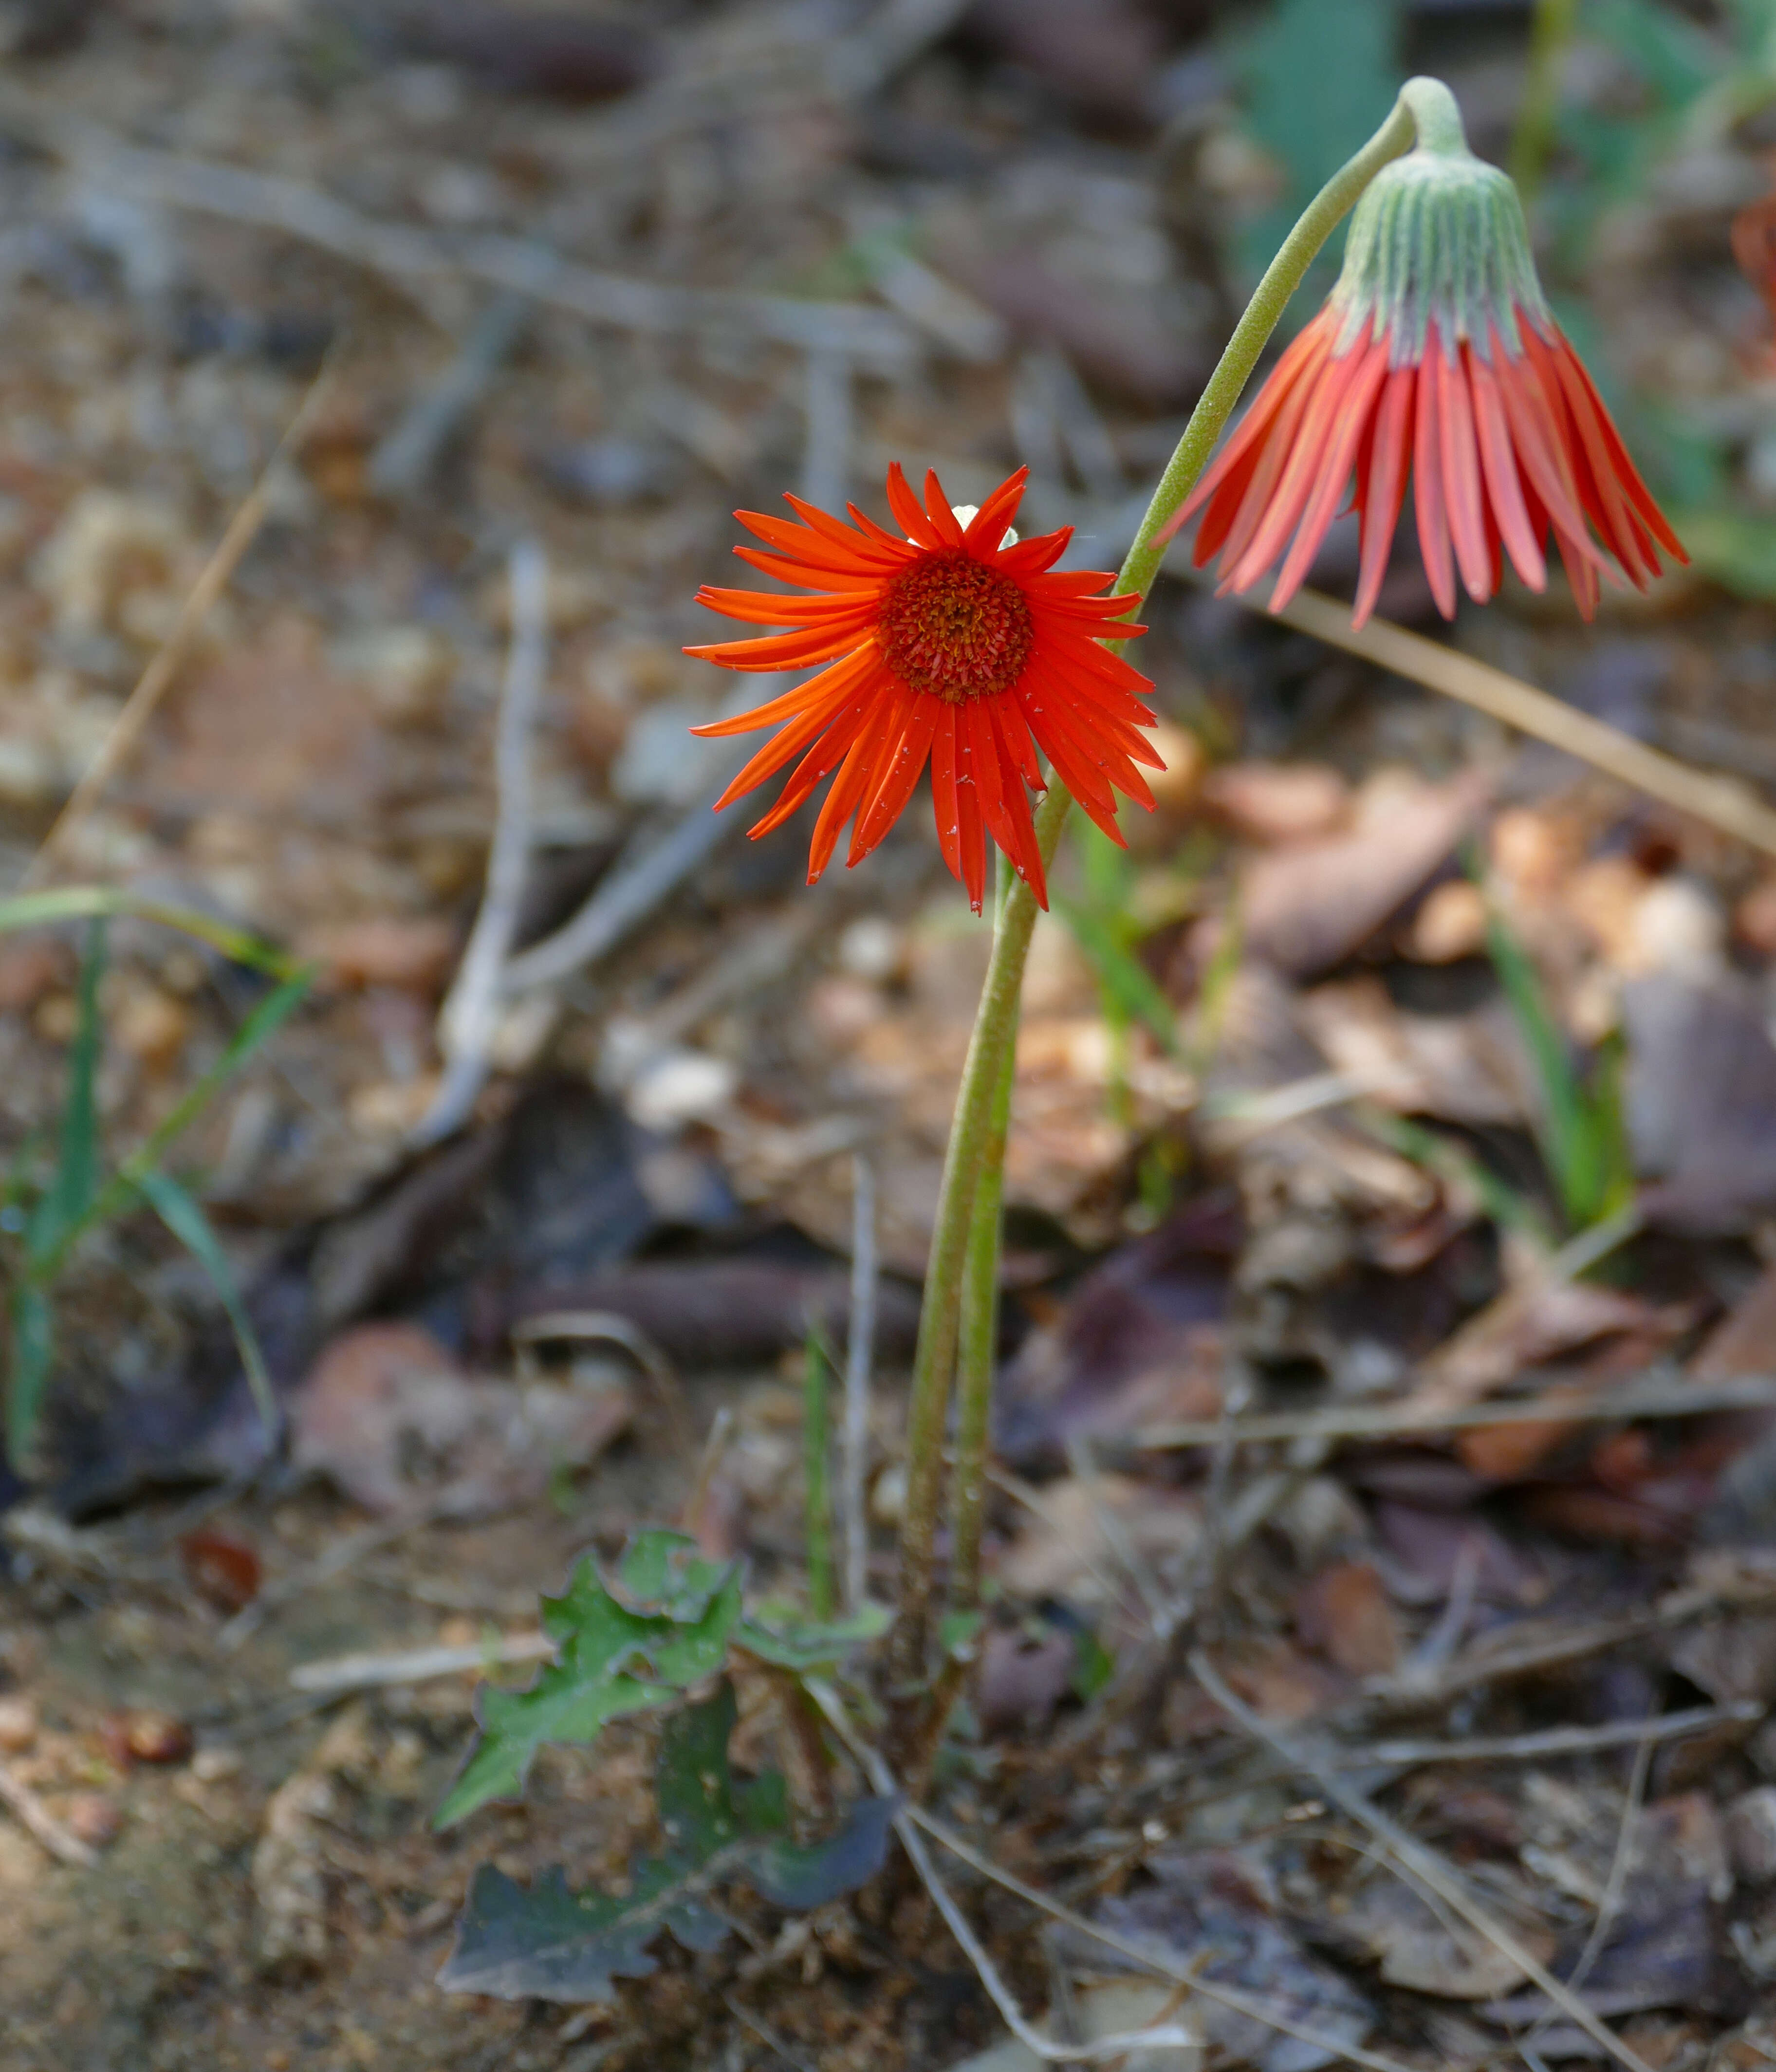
27,350 -> 338,884
0,1754 -> 99,1868
1261,581 -> 1776,860
1191,1649 -> 1659,2072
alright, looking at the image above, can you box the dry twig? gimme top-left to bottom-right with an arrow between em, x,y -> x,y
27,348 -> 338,882
0,92 -> 916,368
1191,1650 -> 1659,2072
1244,578 -> 1776,861
288,1631 -> 551,1697
366,290 -> 531,499
1367,1564 -> 1776,1711
413,536 -> 549,1146
1127,1368 -> 1776,1452
1355,1700 -> 1759,1772
806,1682 -> 1418,2072
502,335 -> 855,993
220,1491 -> 468,1650
0,1756 -> 98,1868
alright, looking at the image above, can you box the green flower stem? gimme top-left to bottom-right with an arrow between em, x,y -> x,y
885,82 -> 1423,1711
803,1324 -> 835,1621
944,874 -> 1018,1622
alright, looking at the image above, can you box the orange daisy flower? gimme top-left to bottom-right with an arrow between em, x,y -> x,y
1160,110 -> 1685,628
686,464 -> 1159,913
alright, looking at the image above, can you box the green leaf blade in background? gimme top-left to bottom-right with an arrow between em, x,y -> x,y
1221,0 -> 1403,297
28,920 -> 106,1271
5,1283 -> 52,1470
133,1166 -> 279,1446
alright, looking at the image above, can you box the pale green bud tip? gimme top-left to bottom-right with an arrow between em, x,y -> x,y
1330,78 -> 1551,366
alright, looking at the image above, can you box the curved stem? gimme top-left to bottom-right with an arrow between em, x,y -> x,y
885,85 -> 1421,1711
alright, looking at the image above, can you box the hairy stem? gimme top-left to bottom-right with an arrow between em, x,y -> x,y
885,84 -> 1421,1717
944,886 -> 1018,1619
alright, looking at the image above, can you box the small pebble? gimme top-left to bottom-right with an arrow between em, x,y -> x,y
58,1792 -> 121,1850
102,1708 -> 193,1768
191,1746 -> 242,1784
1727,1786 -> 1776,1884
179,1527 -> 262,1614
0,1693 -> 38,1753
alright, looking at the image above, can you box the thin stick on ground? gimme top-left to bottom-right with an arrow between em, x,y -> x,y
802,1318 -> 836,1620
27,349 -> 338,884
1357,1701 -> 1756,1771
804,1680 -> 1420,2072
1190,1649 -> 1660,2072
1124,1367 -> 1776,1452
500,757 -> 750,993
288,1631 -> 552,1696
0,91 -> 915,370
1240,578 -> 1776,861
1523,1724 -> 1655,2054
802,1684 -> 1199,2066
367,289 -> 531,499
506,340 -> 855,995
0,1756 -> 98,1868
412,536 -> 550,1146
842,1153 -> 876,1614
220,1489 -> 470,1650
1367,1565 -> 1776,1712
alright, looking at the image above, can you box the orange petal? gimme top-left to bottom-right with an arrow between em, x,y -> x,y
929,702 -> 962,880
1161,308 -> 1341,547
1354,365 -> 1415,629
922,469 -> 967,549
963,469 -> 1029,553
685,624 -> 873,672
1552,330 -> 1685,561
886,463 -> 945,551
1467,344 -> 1546,594
851,694 -> 938,861
1226,341 -> 1375,593
953,701 -> 988,913
1413,344 -> 1458,619
1210,321 -> 1338,583
1436,331 -> 1493,602
1269,337 -> 1389,611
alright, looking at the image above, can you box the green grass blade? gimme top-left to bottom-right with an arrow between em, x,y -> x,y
134,1167 -> 279,1448
1483,903 -> 1610,1231
1363,1110 -> 1554,1250
1054,896 -> 1177,1051
115,971 -> 312,1199
35,970 -> 314,1281
6,1284 -> 52,1470
0,887 -> 300,980
801,1323 -> 834,1622
28,920 -> 106,1269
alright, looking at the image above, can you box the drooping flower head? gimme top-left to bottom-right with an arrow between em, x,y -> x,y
1160,78 -> 1685,627
686,465 -> 1160,913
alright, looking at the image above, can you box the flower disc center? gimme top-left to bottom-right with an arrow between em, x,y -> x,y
877,550 -> 1034,702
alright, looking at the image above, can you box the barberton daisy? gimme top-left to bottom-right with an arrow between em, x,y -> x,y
1159,98 -> 1685,627
686,464 -> 1160,913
